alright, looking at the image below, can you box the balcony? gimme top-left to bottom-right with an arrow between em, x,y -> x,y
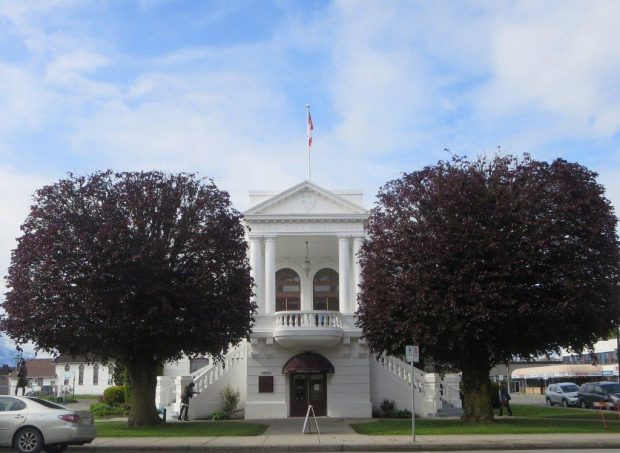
273,310 -> 344,349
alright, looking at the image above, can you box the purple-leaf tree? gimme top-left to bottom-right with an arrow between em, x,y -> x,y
357,154 -> 620,422
1,171 -> 255,427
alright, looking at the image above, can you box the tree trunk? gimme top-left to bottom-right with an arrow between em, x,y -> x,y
126,358 -> 162,427
461,362 -> 494,423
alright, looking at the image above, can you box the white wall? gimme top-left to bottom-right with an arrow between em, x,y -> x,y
56,363 -> 114,395
245,337 -> 372,419
162,358 -> 191,377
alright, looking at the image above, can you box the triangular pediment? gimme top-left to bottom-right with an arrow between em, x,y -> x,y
244,181 -> 367,217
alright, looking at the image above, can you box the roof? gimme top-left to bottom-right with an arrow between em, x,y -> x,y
244,180 -> 368,218
53,354 -> 102,364
512,364 -> 605,379
8,359 -> 56,378
282,352 -> 335,374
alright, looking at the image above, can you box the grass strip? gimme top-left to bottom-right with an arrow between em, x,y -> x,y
95,421 -> 268,437
351,405 -> 620,435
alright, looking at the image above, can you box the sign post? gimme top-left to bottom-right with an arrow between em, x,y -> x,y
406,345 -> 420,442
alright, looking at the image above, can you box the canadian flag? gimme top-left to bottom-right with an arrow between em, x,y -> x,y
307,111 -> 314,147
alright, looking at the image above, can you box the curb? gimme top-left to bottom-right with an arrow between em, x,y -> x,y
67,439 -> 620,452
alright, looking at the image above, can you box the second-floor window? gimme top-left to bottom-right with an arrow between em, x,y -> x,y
276,268 -> 301,311
313,268 -> 339,311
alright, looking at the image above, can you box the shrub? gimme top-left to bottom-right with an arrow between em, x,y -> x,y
380,399 -> 395,417
102,386 -> 126,407
221,385 -> 240,417
210,409 -> 227,421
90,402 -> 128,416
210,386 -> 240,420
395,409 -> 412,419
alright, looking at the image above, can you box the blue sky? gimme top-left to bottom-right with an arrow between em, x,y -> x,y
1,0 -> 620,363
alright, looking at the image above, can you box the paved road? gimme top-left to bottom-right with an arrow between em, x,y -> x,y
511,393 -> 547,406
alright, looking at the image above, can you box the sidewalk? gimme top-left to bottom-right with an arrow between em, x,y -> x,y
71,432 -> 620,452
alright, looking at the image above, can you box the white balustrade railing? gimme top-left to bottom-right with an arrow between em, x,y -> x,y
274,310 -> 342,329
156,342 -> 248,415
377,354 -> 427,391
192,342 -> 248,395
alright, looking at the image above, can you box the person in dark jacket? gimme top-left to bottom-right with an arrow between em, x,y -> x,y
178,382 -> 199,421
498,381 -> 512,416
15,359 -> 28,396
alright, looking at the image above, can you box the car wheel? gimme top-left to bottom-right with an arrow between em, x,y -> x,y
13,427 -> 43,453
580,400 -> 588,409
546,398 -> 553,406
44,444 -> 68,453
562,399 -> 568,407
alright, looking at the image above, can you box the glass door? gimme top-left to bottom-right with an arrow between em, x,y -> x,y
289,373 -> 327,417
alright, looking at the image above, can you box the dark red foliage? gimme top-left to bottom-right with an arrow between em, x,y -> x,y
358,155 -> 620,420
1,171 -> 255,425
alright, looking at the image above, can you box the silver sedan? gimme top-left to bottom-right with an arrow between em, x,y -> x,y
0,395 -> 96,453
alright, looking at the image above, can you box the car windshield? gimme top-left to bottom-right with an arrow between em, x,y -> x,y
602,384 -> 620,394
27,397 -> 66,409
560,384 -> 579,392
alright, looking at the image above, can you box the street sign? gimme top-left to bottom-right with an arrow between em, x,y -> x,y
63,371 -> 73,380
406,345 -> 419,363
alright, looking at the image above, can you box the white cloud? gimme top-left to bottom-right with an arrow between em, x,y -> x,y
0,63 -> 52,133
480,0 -> 620,138
0,165 -> 46,281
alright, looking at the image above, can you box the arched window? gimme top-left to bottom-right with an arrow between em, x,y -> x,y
64,364 -> 70,372
78,364 -> 84,385
313,268 -> 339,311
276,268 -> 301,311
93,364 -> 99,385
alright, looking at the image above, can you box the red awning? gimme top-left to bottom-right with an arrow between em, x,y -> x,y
282,352 -> 335,374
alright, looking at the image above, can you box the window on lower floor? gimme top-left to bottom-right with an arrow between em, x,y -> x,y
190,357 -> 210,373
93,364 -> 99,385
78,365 -> 84,385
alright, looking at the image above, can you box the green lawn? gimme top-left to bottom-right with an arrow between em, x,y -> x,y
95,421 -> 268,437
351,405 -> 620,435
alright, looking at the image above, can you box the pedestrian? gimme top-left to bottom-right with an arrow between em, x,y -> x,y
57,385 -> 64,404
498,381 -> 512,416
15,359 -> 28,396
178,382 -> 199,421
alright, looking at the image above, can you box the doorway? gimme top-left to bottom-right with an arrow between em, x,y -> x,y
290,373 -> 327,416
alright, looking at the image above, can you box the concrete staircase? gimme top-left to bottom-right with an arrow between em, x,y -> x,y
369,354 -> 462,417
156,342 -> 249,420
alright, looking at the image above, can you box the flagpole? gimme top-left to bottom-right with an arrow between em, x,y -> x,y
306,104 -> 311,181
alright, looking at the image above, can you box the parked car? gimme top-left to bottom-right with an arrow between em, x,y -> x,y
25,385 -> 55,397
577,381 -> 620,409
545,382 -> 580,407
0,395 -> 95,453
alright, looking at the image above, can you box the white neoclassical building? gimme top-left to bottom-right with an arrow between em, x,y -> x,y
157,181 -> 461,419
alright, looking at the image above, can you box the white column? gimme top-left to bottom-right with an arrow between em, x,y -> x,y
338,236 -> 351,313
249,237 -> 264,314
264,236 -> 276,314
352,236 -> 363,312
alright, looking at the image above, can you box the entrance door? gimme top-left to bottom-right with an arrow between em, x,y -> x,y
289,373 -> 327,416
